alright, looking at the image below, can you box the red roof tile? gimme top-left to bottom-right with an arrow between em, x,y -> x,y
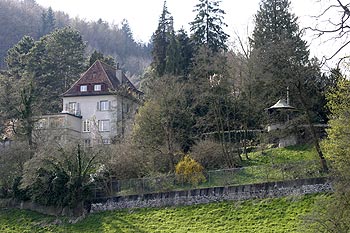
62,60 -> 141,97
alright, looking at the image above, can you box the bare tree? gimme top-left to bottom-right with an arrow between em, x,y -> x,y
307,0 -> 350,66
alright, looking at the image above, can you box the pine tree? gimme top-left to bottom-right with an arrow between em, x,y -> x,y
40,7 -> 56,36
175,29 -> 193,77
250,0 -> 309,102
88,50 -> 116,67
250,0 -> 328,171
190,0 -> 229,53
151,0 -> 174,76
27,27 -> 86,113
5,36 -> 35,79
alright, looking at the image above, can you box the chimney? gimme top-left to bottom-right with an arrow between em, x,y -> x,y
116,63 -> 123,84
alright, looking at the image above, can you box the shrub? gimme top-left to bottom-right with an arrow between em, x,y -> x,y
191,140 -> 227,169
175,155 -> 206,186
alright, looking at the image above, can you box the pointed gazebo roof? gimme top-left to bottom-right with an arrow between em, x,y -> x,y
268,99 -> 296,110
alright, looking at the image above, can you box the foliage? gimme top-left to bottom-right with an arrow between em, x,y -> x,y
309,77 -> 350,232
0,74 -> 38,148
87,50 -> 116,68
20,144 -> 101,209
190,139 -> 227,169
303,194 -> 350,233
190,0 -> 229,52
94,139 -> 148,196
0,0 -> 42,69
190,47 -> 240,167
0,142 -> 32,198
249,0 -> 329,171
28,27 -> 87,113
133,77 -> 192,172
0,0 -> 151,74
40,7 -> 56,37
175,155 -> 206,185
151,0 -> 175,76
5,35 -> 35,79
0,194 -> 326,232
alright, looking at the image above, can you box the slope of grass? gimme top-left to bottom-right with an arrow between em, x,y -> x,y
0,194 -> 328,233
242,144 -> 318,166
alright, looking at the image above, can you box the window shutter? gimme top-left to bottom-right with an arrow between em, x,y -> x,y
65,103 -> 68,112
97,102 -> 100,111
108,101 -> 111,110
76,103 -> 80,115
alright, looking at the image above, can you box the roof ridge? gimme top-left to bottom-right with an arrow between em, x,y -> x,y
96,60 -> 115,89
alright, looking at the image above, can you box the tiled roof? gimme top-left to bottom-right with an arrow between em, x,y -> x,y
62,60 -> 141,97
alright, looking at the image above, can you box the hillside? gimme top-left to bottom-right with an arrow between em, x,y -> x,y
0,194 -> 328,233
0,0 -> 151,77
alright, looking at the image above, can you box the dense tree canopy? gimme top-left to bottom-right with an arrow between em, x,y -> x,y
0,0 -> 151,75
190,0 -> 229,52
151,0 -> 175,76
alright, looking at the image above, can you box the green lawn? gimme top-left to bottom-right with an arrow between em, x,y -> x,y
242,144 -> 319,166
0,194 -> 328,233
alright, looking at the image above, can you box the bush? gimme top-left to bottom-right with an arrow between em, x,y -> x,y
21,143 -> 100,211
191,140 -> 226,169
175,155 -> 206,186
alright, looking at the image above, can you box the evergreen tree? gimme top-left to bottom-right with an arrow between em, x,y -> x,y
250,0 -> 328,171
151,0 -> 174,76
88,50 -> 116,68
190,0 -> 229,52
5,36 -> 35,79
27,27 -> 86,113
250,0 -> 309,104
174,29 -> 194,77
120,19 -> 136,57
40,7 -> 56,36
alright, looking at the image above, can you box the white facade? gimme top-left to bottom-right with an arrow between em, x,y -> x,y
62,94 -> 135,145
35,60 -> 142,146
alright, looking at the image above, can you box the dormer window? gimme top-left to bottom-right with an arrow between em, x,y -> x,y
94,84 -> 102,91
80,85 -> 87,92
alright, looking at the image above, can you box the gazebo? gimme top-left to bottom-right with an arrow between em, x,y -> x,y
266,98 -> 297,147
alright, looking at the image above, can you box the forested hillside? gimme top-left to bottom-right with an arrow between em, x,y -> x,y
0,0 -> 151,78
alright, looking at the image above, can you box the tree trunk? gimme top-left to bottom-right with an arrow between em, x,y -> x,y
296,82 -> 328,172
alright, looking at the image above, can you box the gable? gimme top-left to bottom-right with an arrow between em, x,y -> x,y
63,60 -> 141,97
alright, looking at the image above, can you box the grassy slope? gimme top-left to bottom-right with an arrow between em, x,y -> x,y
0,194 -> 327,233
242,144 -> 318,166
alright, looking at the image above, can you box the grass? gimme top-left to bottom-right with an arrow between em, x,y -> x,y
0,193 -> 328,233
241,144 -> 319,166
107,144 -> 324,196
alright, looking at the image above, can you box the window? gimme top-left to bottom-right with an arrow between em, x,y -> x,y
98,100 -> 110,111
68,102 -> 80,115
80,85 -> 87,92
94,84 -> 101,91
102,138 -> 111,144
98,120 -> 110,132
68,102 -> 76,113
84,139 -> 91,147
82,120 -> 90,132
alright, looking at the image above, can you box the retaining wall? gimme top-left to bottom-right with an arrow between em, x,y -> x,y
91,177 -> 331,212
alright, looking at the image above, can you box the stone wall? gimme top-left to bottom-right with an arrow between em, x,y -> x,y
91,177 -> 332,212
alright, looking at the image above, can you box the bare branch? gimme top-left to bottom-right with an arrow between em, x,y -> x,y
306,0 -> 350,64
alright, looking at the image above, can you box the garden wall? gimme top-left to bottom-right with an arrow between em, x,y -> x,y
91,177 -> 332,212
